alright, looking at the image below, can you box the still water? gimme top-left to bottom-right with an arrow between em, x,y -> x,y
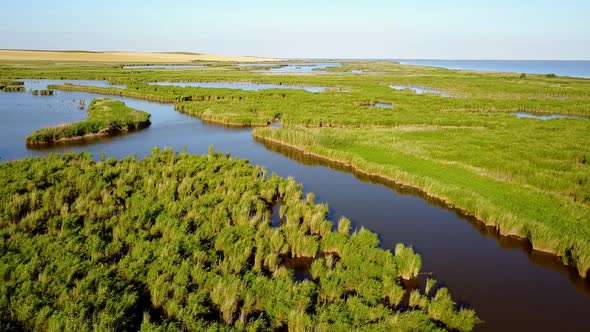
512,112 -> 588,120
149,81 -> 326,93
240,62 -> 342,73
373,103 -> 394,109
390,85 -> 451,97
256,62 -> 342,73
396,60 -> 590,78
1,80 -> 589,331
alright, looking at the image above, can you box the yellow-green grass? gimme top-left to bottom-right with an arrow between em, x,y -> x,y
0,149 -> 480,331
26,98 -> 151,145
253,125 -> 590,276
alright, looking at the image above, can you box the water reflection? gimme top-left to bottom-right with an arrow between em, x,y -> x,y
253,62 -> 342,73
512,112 -> 588,120
373,103 -> 394,109
391,85 -> 451,97
149,81 -> 326,93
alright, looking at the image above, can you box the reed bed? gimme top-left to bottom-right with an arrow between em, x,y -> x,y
30,89 -> 54,95
26,98 -> 151,145
0,149 -> 480,331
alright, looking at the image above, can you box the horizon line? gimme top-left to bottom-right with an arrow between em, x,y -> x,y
1,49 -> 589,62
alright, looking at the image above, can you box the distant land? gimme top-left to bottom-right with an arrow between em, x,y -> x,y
0,49 -> 278,63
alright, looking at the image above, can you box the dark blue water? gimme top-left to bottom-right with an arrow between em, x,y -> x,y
395,60 -> 590,78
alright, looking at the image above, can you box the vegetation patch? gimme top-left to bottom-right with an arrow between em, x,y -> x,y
0,80 -> 25,92
30,89 -> 54,96
253,126 -> 590,277
0,149 -> 480,331
26,98 -> 151,145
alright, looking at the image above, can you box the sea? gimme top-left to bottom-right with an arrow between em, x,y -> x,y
394,59 -> 590,78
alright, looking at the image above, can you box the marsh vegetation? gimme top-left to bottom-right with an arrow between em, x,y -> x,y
8,60 -> 588,276
0,80 -> 26,92
0,149 -> 480,331
1,58 -> 589,330
30,89 -> 54,96
26,98 -> 150,145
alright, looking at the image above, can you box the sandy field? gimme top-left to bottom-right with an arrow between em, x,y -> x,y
0,50 -> 278,63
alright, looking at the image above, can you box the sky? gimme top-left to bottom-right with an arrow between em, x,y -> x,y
1,0 -> 588,60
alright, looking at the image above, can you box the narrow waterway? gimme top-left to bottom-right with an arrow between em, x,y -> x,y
1,80 -> 588,331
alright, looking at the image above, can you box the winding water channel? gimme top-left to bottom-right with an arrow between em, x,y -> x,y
1,80 -> 589,331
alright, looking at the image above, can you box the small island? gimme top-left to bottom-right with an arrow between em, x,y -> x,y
26,98 -> 151,145
0,80 -> 26,92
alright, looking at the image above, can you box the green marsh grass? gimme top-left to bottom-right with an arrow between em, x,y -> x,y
254,124 -> 590,276
30,89 -> 53,95
2,59 -> 589,278
0,149 -> 479,330
26,98 -> 151,145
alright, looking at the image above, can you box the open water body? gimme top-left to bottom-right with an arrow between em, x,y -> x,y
1,80 -> 589,331
396,60 -> 590,78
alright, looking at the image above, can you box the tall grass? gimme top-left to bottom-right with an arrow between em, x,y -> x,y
26,98 -> 151,145
0,149 -> 480,330
253,126 -> 590,276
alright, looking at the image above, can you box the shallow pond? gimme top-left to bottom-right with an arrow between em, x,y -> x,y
122,65 -> 206,69
391,85 -> 451,97
1,79 -> 589,331
149,81 -> 326,93
20,79 -> 125,90
238,63 -> 280,67
513,112 -> 588,120
253,62 -> 342,73
373,103 -> 394,109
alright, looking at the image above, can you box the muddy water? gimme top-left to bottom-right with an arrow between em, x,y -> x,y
1,80 -> 589,331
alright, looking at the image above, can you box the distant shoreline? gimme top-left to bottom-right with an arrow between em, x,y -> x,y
0,49 -> 279,63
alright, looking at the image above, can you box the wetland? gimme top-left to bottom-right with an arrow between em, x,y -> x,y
1,59 -> 589,331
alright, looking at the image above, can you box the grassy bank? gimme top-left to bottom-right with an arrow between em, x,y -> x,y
253,126 -> 590,277
0,149 -> 480,331
26,98 -> 151,145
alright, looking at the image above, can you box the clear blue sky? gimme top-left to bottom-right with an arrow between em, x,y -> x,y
1,0 -> 588,59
